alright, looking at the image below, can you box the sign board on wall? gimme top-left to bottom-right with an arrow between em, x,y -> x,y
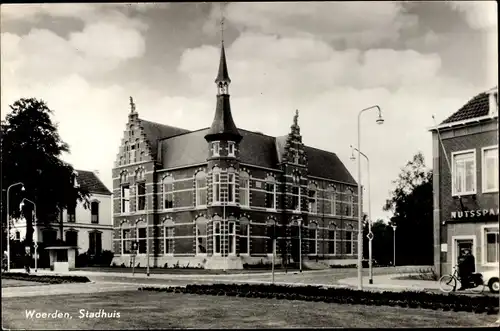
450,208 -> 499,219
441,244 -> 448,253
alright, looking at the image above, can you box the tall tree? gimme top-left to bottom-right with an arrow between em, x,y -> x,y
383,152 -> 433,265
1,98 -> 90,255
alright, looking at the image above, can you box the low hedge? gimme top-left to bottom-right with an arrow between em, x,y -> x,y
3,272 -> 91,284
138,283 -> 499,315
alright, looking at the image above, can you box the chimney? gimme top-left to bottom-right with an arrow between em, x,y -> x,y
488,87 -> 498,115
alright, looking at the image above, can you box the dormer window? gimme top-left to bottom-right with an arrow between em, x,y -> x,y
211,141 -> 221,157
228,142 -> 235,157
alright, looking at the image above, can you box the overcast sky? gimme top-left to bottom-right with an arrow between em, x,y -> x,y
1,2 -> 497,221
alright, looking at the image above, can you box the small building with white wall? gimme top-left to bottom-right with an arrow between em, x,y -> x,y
10,170 -> 112,267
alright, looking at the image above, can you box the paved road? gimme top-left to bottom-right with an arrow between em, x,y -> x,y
2,267 -> 431,298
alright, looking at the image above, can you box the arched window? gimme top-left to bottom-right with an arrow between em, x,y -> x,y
328,223 -> 337,255
239,171 -> 250,207
308,222 -> 318,255
120,222 -> 132,255
228,168 -> 236,203
212,167 -> 221,203
163,175 -> 174,209
163,218 -> 174,255
213,216 -> 222,255
344,224 -> 355,255
266,219 -> 276,254
329,186 -> 337,216
120,171 -> 128,184
308,183 -> 317,214
136,169 -> 146,211
195,217 -> 208,255
88,231 -> 102,256
124,142 -> 130,164
136,220 -> 147,254
15,231 -> 20,241
265,176 -> 276,209
195,171 -> 207,207
90,200 -> 99,224
346,188 -> 354,217
239,217 -> 250,255
228,217 -> 236,255
292,174 -> 301,211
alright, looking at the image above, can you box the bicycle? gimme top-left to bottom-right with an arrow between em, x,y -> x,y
439,265 -> 486,294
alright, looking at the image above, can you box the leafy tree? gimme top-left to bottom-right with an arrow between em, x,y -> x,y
1,98 -> 90,256
383,152 -> 433,265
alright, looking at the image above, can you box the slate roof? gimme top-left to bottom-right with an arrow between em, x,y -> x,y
140,119 -> 190,159
74,170 -> 111,195
441,89 -> 497,124
156,126 -> 356,185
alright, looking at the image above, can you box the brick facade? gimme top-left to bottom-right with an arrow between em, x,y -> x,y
432,92 -> 498,277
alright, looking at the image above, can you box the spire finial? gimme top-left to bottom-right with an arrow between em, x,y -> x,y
129,96 -> 136,113
220,2 -> 226,45
293,109 -> 299,126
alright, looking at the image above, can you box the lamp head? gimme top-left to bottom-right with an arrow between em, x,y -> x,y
376,113 -> 384,125
349,145 -> 356,161
21,185 -> 25,192
19,201 -> 24,211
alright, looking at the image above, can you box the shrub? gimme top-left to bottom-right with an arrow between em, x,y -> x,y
3,272 -> 90,284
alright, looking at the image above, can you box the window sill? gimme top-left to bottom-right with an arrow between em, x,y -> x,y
482,262 -> 499,267
452,192 -> 476,197
194,205 -> 207,209
292,210 -> 302,214
240,205 -> 251,210
482,189 -> 499,194
265,208 -> 277,212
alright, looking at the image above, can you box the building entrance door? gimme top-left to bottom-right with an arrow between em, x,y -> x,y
453,238 -> 474,267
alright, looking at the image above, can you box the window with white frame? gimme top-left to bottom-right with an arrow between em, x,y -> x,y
228,168 -> 236,203
308,183 -> 317,214
328,223 -> 336,254
228,220 -> 236,255
292,174 -> 301,211
211,141 -> 221,157
239,171 -> 250,207
239,218 -> 250,254
121,185 -> 130,213
265,176 -> 276,209
452,150 -> 476,195
344,225 -> 355,255
228,141 -> 235,157
163,219 -> 174,255
308,223 -> 318,255
121,226 -> 132,254
484,227 -> 499,264
91,201 -> 99,224
212,167 -> 221,203
213,219 -> 221,255
329,186 -> 337,216
67,203 -> 76,222
195,217 -> 208,255
482,146 -> 498,193
137,223 -> 147,254
195,171 -> 207,206
163,175 -> 174,209
345,189 -> 354,217
136,182 -> 146,211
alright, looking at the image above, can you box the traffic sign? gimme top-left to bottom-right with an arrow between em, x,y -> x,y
367,232 -> 374,241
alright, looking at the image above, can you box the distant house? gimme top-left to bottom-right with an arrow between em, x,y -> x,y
111,41 -> 360,270
429,87 -> 498,277
10,170 -> 112,267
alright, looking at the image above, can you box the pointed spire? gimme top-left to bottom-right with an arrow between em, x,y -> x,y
215,43 -> 231,84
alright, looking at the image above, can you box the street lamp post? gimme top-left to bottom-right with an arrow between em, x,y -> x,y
6,182 -> 25,272
20,198 -> 37,272
350,146 -> 373,285
391,224 -> 397,267
298,219 -> 302,273
356,105 -> 384,290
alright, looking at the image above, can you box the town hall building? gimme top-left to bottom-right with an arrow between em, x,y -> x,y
111,42 -> 360,269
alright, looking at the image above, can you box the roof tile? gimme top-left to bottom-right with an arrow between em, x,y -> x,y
74,170 -> 111,195
441,91 -> 495,124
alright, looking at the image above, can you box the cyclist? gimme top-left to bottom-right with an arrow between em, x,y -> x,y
457,248 -> 475,290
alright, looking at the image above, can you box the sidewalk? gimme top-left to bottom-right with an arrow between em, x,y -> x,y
337,274 -> 441,292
